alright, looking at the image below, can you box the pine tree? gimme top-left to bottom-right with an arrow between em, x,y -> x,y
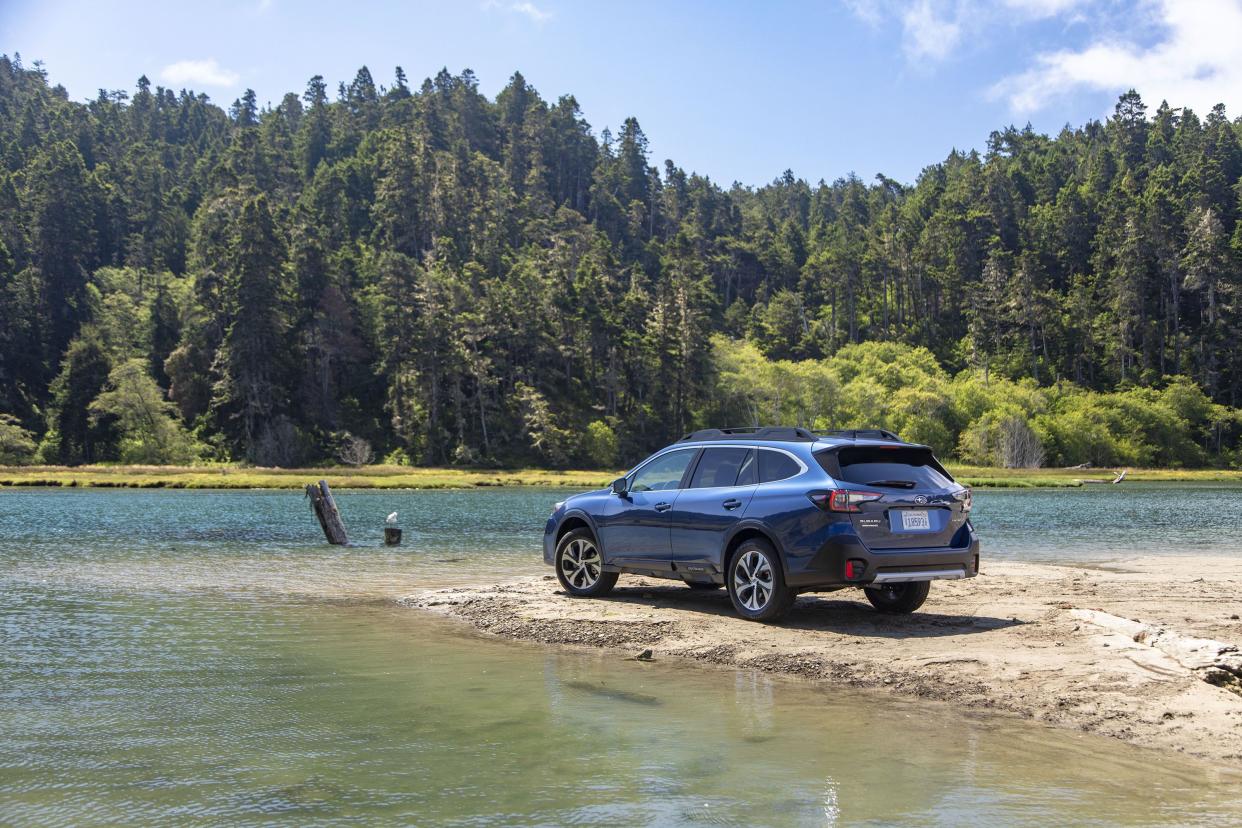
211,194 -> 290,462
42,328 -> 114,464
27,140 -> 100,375
1181,207 -> 1232,396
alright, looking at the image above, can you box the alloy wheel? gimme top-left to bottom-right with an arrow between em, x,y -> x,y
559,538 -> 601,590
733,549 -> 773,611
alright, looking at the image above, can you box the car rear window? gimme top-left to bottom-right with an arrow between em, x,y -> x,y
817,446 -> 955,490
688,447 -> 751,488
758,450 -> 801,483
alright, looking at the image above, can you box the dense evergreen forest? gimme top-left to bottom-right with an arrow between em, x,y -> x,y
1,53 -> 1240,469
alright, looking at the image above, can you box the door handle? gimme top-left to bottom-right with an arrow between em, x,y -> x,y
655,502 -> 673,512
721,499 -> 742,510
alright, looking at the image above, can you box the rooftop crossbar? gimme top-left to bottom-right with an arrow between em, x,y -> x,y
679,427 -> 905,443
679,426 -> 818,443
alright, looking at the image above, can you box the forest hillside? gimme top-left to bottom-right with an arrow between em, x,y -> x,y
0,55 -> 1240,468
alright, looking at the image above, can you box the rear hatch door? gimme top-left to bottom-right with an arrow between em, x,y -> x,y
817,444 -> 968,550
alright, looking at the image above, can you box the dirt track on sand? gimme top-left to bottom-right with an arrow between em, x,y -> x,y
405,556 -> 1242,764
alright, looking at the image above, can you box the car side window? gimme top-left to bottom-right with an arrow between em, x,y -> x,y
629,449 -> 697,492
735,450 -> 757,486
758,450 -> 801,483
688,447 -> 751,488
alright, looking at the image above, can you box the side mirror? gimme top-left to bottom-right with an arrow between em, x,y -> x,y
610,477 -> 628,496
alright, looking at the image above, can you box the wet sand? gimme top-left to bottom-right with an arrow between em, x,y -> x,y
406,556 -> 1242,764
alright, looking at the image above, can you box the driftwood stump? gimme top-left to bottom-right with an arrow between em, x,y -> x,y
384,527 -> 402,546
305,479 -> 348,545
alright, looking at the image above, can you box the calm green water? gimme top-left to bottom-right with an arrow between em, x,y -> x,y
972,482 -> 1242,560
3,485 -> 1242,826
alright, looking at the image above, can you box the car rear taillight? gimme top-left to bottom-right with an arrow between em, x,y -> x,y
955,488 -> 972,512
808,489 -> 883,512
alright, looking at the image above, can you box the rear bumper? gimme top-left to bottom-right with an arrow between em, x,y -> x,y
869,566 -> 969,584
784,532 -> 980,589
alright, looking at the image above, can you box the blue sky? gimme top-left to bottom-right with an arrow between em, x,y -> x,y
4,0 -> 1241,186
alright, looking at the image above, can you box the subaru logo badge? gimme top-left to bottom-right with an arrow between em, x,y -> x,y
914,495 -> 928,505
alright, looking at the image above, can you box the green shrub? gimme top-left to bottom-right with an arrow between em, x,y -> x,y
709,337 -> 1235,468
582,420 -> 619,468
88,359 -> 202,465
0,414 -> 37,465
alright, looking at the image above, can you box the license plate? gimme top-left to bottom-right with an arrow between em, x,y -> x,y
901,510 -> 930,530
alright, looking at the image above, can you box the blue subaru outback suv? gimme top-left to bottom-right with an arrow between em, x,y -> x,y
544,427 -> 979,621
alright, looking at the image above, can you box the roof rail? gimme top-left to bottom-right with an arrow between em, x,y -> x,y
821,429 -> 903,442
679,426 -> 818,443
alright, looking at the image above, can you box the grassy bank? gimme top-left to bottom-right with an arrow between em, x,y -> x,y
949,465 -> 1242,488
2,463 -> 1241,490
0,465 -> 620,490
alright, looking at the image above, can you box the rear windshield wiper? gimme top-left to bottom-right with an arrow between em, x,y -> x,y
864,480 -> 917,489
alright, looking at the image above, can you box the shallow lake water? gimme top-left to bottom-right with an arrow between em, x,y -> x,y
3,485 -> 1242,825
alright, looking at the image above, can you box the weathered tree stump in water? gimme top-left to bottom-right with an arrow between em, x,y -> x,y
305,480 -> 348,545
384,526 -> 402,546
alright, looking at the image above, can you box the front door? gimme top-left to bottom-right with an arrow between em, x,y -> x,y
597,448 -> 699,569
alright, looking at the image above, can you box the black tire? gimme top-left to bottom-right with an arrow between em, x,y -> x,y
555,528 -> 618,597
864,581 -> 930,614
726,538 -> 795,622
685,581 -> 722,590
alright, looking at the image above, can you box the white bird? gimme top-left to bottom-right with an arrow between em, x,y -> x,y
386,511 -> 399,525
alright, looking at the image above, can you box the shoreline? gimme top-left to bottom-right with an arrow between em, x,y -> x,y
0,465 -> 618,490
405,557 -> 1242,765
3,463 -> 1242,490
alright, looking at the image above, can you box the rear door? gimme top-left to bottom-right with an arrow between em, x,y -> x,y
818,445 -> 968,550
668,447 -> 757,571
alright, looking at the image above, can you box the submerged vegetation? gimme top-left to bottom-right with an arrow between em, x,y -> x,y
1,56 -> 1241,469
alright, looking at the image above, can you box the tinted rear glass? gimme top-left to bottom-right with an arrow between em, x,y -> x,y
758,450 -> 801,483
823,446 -> 955,489
735,450 -> 757,486
688,447 -> 751,488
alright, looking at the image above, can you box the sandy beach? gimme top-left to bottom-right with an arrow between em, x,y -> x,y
407,556 -> 1242,765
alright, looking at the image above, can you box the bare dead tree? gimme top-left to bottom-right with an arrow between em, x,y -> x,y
337,433 -> 374,467
999,415 -> 1045,469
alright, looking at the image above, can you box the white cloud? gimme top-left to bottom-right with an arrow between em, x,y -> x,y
482,0 -> 551,23
842,0 -> 1093,61
511,1 -> 550,22
991,0 -> 1242,114
159,58 -> 240,88
842,0 -> 886,25
1001,0 -> 1085,17
901,0 -> 962,60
